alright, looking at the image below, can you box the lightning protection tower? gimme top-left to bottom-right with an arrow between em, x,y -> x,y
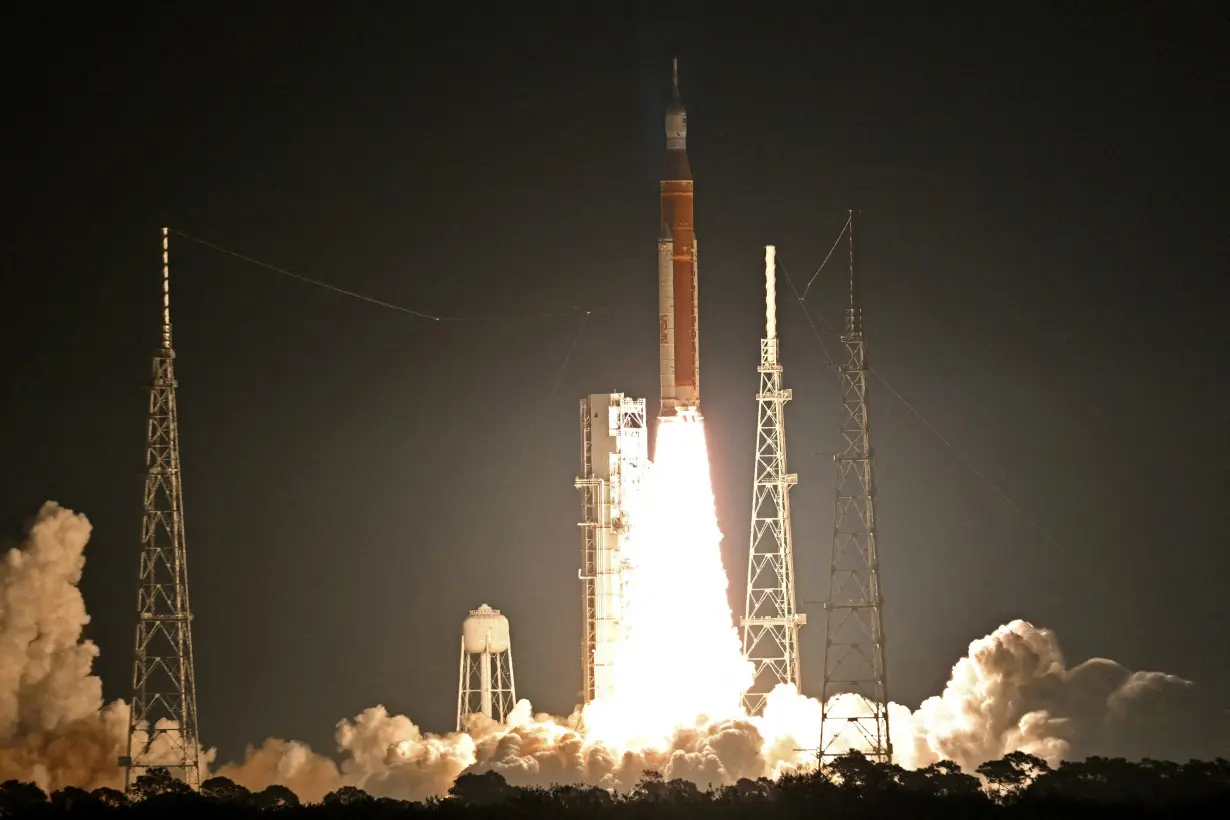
818,210 -> 892,765
121,227 -> 202,791
576,394 -> 647,704
741,245 -> 804,715
457,604 -> 517,730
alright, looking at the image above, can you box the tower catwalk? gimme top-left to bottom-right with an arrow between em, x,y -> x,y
818,211 -> 892,765
741,245 -> 804,715
121,227 -> 201,791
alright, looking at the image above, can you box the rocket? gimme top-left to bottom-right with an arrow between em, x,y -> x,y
658,58 -> 699,419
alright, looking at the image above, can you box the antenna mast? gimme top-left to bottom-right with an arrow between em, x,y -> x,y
121,227 -> 202,790
741,245 -> 804,715
817,210 -> 892,765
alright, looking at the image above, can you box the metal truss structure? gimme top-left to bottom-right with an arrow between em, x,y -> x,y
121,228 -> 202,790
742,245 -> 804,715
818,211 -> 892,765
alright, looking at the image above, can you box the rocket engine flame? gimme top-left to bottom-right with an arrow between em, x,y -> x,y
582,415 -> 752,747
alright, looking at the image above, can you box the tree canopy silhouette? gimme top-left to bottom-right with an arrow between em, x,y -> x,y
0,754 -> 1226,818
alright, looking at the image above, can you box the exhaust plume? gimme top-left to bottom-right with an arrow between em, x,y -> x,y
4,499 -> 1225,802
582,416 -> 753,748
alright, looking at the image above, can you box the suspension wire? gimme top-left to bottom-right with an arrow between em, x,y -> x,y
776,257 -> 838,372
514,310 -> 594,460
800,212 -> 852,302
173,226 -> 1051,540
866,370 -> 1056,543
546,311 -> 591,402
781,249 -> 1056,545
168,229 -> 759,323
168,228 -> 591,322
169,229 -> 444,320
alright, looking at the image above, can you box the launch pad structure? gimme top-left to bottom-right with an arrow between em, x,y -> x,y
741,245 -> 804,715
121,228 -> 203,791
576,394 -> 648,704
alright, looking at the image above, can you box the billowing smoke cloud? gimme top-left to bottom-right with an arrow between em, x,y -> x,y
896,619 -> 1228,771
217,627 -> 1227,800
0,503 -> 127,792
215,738 -> 341,803
3,503 -> 1225,801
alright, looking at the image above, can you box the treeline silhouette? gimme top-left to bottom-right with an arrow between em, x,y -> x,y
2,752 -> 1228,818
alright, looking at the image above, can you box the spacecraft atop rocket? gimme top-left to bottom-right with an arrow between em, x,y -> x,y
658,58 -> 699,419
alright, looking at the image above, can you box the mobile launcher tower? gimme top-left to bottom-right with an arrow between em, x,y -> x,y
456,604 -> 517,730
575,394 -> 648,704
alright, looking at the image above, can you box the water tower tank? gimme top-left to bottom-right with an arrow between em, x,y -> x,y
462,604 -> 510,654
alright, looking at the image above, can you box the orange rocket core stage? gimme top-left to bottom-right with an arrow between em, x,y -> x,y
662,179 -> 696,399
658,58 -> 699,418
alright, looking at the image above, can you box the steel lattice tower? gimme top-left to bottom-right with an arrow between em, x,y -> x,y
121,228 -> 202,791
741,245 -> 804,715
818,211 -> 892,765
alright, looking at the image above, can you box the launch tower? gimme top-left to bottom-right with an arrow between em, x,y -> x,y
457,604 -> 517,729
576,394 -> 647,703
121,228 -> 202,791
818,211 -> 892,764
741,246 -> 804,715
658,58 -> 700,417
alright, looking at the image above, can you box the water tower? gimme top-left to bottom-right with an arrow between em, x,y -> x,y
456,604 -> 517,731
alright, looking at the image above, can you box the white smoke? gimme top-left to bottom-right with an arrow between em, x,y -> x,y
219,621 -> 1225,800
3,502 -> 1225,801
895,619 -> 1227,771
0,503 -> 218,794
217,629 -> 1226,800
215,738 -> 341,802
0,503 -> 127,792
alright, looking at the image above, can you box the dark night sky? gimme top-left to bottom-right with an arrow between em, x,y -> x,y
3,4 -> 1228,764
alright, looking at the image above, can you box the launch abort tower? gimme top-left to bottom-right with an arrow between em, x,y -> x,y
658,58 -> 699,418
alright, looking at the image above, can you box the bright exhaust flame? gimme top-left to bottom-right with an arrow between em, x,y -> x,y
582,413 -> 753,748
